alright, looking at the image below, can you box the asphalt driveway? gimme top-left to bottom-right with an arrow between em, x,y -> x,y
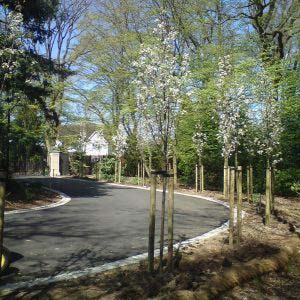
3,178 -> 228,282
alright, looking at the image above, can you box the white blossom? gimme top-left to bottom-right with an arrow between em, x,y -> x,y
132,18 -> 192,157
192,122 -> 207,158
252,66 -> 282,166
112,123 -> 127,158
215,55 -> 249,158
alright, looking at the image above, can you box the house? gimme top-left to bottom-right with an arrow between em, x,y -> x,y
49,127 -> 111,176
85,131 -> 111,161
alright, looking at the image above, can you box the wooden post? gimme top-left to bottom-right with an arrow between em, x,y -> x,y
167,170 -> 174,271
271,167 -> 275,213
142,162 -> 145,186
0,182 -> 5,272
229,167 -> 235,248
118,160 -> 121,183
114,161 -> 117,183
224,156 -> 229,200
237,166 -> 242,246
195,164 -> 198,192
250,165 -> 253,202
137,162 -> 140,185
173,154 -> 177,188
247,166 -> 250,202
201,165 -> 204,192
265,167 -> 271,225
159,175 -> 167,272
148,172 -> 157,273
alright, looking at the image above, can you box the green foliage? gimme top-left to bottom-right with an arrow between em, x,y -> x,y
69,152 -> 88,177
291,182 -> 300,197
275,169 -> 300,196
99,156 -> 117,181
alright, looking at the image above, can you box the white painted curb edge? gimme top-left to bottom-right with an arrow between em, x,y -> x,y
5,188 -> 71,215
0,181 -> 231,295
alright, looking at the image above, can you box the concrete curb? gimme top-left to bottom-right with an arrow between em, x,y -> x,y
0,180 -> 231,296
5,188 -> 71,215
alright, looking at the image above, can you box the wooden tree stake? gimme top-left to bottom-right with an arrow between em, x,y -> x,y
159,175 -> 167,272
167,170 -> 174,271
195,164 -> 198,192
114,161 -> 117,183
265,167 -> 271,225
0,182 -> 5,272
148,172 -> 157,273
224,157 -> 229,200
229,167 -> 235,248
237,166 -> 242,246
247,166 -> 250,202
137,162 -> 140,185
250,165 -> 253,202
118,160 -> 121,183
142,162 -> 145,186
201,165 -> 204,192
173,154 -> 178,188
271,167 -> 275,213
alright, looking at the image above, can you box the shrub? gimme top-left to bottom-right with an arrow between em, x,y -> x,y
275,169 -> 300,196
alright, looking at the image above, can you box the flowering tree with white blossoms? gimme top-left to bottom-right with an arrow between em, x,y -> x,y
192,122 -> 207,162
252,66 -> 282,224
112,123 -> 127,159
253,67 -> 282,167
133,17 -> 191,270
112,123 -> 127,182
0,11 -> 24,98
133,18 -> 191,171
215,55 -> 249,198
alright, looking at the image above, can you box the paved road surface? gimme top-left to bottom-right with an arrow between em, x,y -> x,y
3,178 -> 228,282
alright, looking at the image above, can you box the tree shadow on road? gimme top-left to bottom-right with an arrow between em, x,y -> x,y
1,245 -> 122,300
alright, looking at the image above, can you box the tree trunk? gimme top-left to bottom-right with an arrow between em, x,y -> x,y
247,166 -> 250,202
167,170 -> 174,271
195,164 -> 198,192
234,151 -> 238,168
201,164 -> 204,192
224,156 -> 229,199
173,153 -> 177,188
142,161 -> 145,186
271,167 -> 275,213
229,167 -> 235,248
137,162 -> 140,185
237,166 -> 242,246
118,159 -> 121,183
5,108 -> 10,180
114,161 -> 117,183
0,182 -> 5,272
148,172 -> 157,273
250,165 -> 253,202
265,167 -> 271,225
159,175 -> 167,272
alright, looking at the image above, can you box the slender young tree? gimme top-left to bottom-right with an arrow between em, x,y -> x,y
215,55 -> 248,198
192,122 -> 207,192
133,16 -> 191,270
253,66 -> 282,224
112,123 -> 127,182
